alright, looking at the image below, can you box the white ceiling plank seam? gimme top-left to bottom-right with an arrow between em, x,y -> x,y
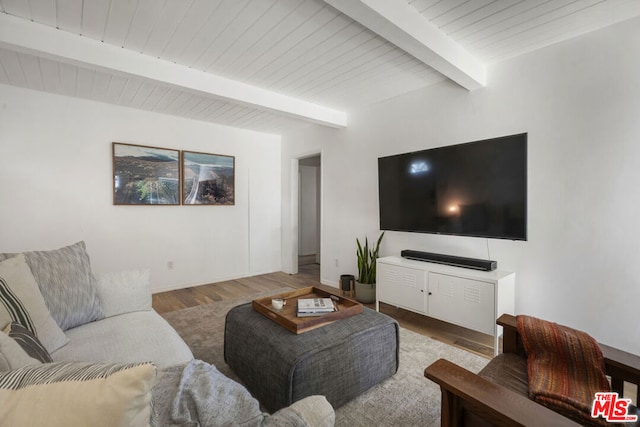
0,13 -> 347,128
323,0 -> 486,90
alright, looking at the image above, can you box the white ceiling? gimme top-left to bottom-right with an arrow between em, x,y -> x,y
1,0 -> 639,134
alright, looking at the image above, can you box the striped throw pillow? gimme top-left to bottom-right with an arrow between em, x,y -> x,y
0,254 -> 68,352
0,361 -> 156,426
5,322 -> 52,363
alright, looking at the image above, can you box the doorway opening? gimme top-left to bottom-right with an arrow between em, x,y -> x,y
297,155 -> 321,281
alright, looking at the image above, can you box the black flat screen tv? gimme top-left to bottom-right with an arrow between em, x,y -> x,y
378,133 -> 527,240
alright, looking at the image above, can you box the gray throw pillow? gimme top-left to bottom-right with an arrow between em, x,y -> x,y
0,241 -> 103,331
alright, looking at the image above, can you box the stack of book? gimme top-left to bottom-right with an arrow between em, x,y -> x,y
297,297 -> 337,317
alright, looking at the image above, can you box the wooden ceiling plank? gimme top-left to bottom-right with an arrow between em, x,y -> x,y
163,90 -> 193,115
141,85 -> 169,110
440,0 -> 526,38
299,42 -> 428,103
193,0 -> 282,74
220,0 -> 318,78
151,87 -> 182,113
238,4 -> 337,81
38,56 -> 63,94
75,67 -> 95,98
240,7 -> 339,81
189,98 -> 216,119
122,0 -> 168,53
80,0 -> 112,40
2,0 -> 32,19
472,0 -> 640,63
457,0 -> 575,46
274,29 -> 381,94
0,49 -> 27,86
324,0 -> 486,90
18,53 -> 44,91
303,49 -> 423,100
130,81 -> 159,109
102,0 -> 141,47
0,55 -> 9,83
194,0 -> 276,73
117,77 -> 143,106
295,41 -> 399,97
102,74 -> 128,104
0,13 -> 347,128
89,70 -> 112,101
430,0 -> 496,29
407,0 -> 441,14
226,106 -> 262,125
55,0 -> 83,35
421,0 -> 470,21
25,0 -> 55,28
160,0 -> 228,68
57,62 -> 78,96
465,0 -> 599,51
258,18 -> 365,88
140,0 -> 195,59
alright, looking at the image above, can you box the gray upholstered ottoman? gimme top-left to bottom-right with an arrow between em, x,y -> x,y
224,303 -> 399,412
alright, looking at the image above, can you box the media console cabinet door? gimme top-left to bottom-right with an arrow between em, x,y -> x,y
427,272 -> 495,335
377,262 -> 426,313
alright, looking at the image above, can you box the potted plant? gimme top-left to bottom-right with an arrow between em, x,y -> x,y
355,231 -> 384,303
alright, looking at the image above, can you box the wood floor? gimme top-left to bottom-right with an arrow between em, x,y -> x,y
152,263 -> 494,359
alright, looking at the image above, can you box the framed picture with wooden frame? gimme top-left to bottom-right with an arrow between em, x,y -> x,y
112,142 -> 181,205
181,150 -> 235,205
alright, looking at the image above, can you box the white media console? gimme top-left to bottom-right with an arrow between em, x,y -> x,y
376,256 -> 515,355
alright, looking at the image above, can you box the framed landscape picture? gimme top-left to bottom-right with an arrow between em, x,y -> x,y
112,142 -> 180,205
182,151 -> 235,205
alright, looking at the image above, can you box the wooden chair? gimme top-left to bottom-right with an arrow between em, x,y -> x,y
424,314 -> 640,427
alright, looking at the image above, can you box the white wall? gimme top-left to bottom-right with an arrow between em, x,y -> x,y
282,17 -> 640,354
0,84 -> 282,292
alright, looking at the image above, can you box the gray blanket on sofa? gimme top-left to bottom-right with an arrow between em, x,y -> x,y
151,360 -> 318,427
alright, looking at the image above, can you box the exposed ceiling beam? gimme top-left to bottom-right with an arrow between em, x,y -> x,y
0,13 -> 347,129
323,0 -> 486,90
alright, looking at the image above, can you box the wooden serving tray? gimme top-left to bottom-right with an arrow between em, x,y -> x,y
252,286 -> 363,334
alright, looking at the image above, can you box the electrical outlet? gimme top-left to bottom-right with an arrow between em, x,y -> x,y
167,261 -> 174,270
335,259 -> 339,268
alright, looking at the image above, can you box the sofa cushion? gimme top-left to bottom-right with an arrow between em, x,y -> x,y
0,329 -> 41,371
0,361 -> 156,427
0,254 -> 69,352
51,310 -> 193,369
5,322 -> 53,363
0,241 -> 104,331
96,268 -> 152,318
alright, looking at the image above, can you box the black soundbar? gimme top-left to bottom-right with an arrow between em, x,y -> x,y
400,250 -> 497,271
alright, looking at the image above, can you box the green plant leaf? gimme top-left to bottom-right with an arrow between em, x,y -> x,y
355,232 -> 384,284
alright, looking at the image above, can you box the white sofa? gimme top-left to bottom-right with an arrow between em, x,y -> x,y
52,268 -> 194,369
0,241 -> 334,426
